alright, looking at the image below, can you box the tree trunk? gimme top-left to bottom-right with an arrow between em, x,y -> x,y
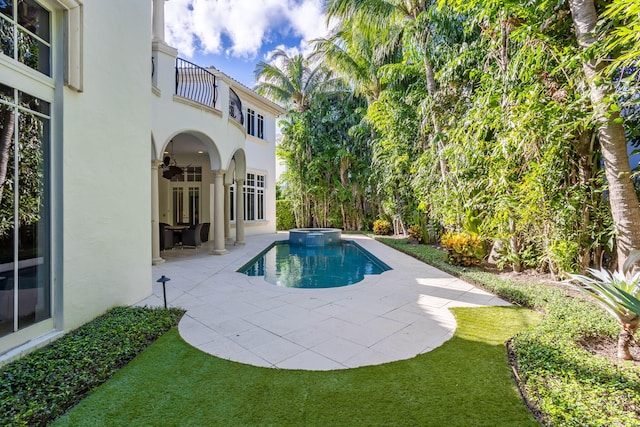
0,108 -> 15,201
577,130 -> 594,272
618,319 -> 639,360
569,0 -> 640,271
423,56 -> 448,181
509,217 -> 522,272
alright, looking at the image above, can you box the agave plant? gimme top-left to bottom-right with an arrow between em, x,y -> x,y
565,250 -> 640,360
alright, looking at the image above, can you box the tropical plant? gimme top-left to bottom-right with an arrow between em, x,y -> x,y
441,231 -> 486,266
254,49 -> 342,112
567,0 -> 640,269
565,249 -> 640,360
373,219 -> 392,235
276,200 -> 296,230
407,224 -> 424,243
262,0 -> 640,276
276,91 -> 371,229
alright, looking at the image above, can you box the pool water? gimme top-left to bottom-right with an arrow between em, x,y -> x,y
238,241 -> 391,289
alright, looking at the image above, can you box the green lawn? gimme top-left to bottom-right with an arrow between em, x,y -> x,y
55,306 -> 541,426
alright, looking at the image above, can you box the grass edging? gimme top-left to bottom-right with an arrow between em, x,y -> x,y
377,237 -> 640,426
0,306 -> 184,427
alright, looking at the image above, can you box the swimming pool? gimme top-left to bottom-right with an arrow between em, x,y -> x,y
237,240 -> 392,289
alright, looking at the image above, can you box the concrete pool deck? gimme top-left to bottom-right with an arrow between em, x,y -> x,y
137,233 -> 509,371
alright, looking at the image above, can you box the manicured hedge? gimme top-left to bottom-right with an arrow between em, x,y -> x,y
377,238 -> 640,426
0,306 -> 184,427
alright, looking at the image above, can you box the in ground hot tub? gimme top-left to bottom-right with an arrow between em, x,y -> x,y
288,228 -> 341,247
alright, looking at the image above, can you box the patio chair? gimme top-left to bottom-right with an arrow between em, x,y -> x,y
200,222 -> 210,243
181,223 -> 203,248
159,223 -> 174,250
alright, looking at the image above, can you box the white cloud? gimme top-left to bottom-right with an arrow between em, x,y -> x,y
164,0 -> 330,60
284,0 -> 329,52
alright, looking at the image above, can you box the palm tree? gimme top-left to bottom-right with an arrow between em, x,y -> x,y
324,0 -> 462,197
568,0 -> 640,269
324,0 -> 438,94
253,49 -> 341,113
312,26 -> 387,104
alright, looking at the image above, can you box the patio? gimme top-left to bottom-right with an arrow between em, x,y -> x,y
137,233 -> 509,370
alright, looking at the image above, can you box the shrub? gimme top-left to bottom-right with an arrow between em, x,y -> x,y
440,231 -> 485,266
0,306 -> 184,427
373,219 -> 392,235
407,225 -> 424,243
276,200 -> 296,230
546,239 -> 581,276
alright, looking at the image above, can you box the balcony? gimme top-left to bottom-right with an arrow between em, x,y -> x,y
151,43 -> 248,161
175,58 -> 218,109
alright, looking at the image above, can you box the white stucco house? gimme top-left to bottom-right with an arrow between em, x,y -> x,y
0,0 -> 284,361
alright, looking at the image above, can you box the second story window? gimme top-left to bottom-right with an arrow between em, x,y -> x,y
0,0 -> 51,76
257,113 -> 264,139
246,108 -> 255,136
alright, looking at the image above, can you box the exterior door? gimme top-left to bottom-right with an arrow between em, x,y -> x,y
171,184 -> 201,225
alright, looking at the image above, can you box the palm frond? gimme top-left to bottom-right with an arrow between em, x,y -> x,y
566,268 -> 640,325
623,249 -> 640,275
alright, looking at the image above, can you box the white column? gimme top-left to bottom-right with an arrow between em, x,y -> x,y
151,160 -> 165,265
152,0 -> 166,42
235,178 -> 245,246
224,183 -> 231,240
210,171 -> 228,255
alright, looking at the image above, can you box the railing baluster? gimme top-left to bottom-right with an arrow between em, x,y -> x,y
173,57 -> 243,129
175,57 -> 217,109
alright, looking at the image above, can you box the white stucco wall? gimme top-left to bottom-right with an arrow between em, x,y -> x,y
243,133 -> 277,236
232,87 -> 283,236
152,72 -> 282,238
1,0 -> 284,360
61,0 -> 152,330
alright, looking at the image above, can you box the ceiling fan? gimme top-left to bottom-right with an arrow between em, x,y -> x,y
161,140 -> 184,180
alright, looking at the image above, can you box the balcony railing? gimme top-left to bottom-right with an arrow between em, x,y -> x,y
229,88 -> 244,126
175,58 -> 217,109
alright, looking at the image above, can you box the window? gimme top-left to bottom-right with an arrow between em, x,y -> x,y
0,82 -> 52,338
256,174 -> 265,220
257,114 -> 264,139
246,108 -> 255,136
244,173 -> 255,221
169,166 -> 202,182
246,109 -> 265,140
0,0 -> 51,76
230,172 -> 266,222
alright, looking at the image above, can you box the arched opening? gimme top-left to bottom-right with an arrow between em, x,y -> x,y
157,132 -> 219,227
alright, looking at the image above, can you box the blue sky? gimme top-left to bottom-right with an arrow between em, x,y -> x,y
164,0 -> 331,88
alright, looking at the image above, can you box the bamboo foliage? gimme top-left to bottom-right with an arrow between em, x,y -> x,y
260,0 -> 640,273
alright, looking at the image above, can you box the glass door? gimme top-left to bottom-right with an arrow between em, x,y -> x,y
171,184 -> 200,225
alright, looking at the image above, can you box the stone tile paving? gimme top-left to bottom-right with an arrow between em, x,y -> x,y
137,233 -> 509,370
